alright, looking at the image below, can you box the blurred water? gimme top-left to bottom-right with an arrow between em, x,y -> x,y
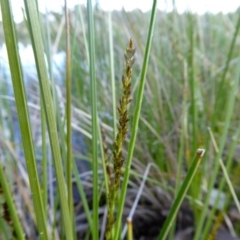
0,43 -> 90,203
0,43 -> 65,87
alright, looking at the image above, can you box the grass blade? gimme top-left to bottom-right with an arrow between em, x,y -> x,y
73,160 -> 93,232
194,44 -> 240,240
0,1 -> 49,239
87,1 -> 99,239
213,11 -> 240,115
157,149 -> 205,240
0,161 -> 25,240
64,0 -> 73,225
23,0 -> 73,239
108,11 -> 117,138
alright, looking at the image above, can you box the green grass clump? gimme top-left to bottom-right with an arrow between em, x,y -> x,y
1,0 -> 240,239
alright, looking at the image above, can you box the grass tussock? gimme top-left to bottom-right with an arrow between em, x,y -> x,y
0,1 -> 240,240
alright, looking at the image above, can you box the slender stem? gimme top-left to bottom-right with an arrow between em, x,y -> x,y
64,0 -> 73,225
108,12 -> 117,138
0,162 -> 25,240
73,160 -> 93,232
114,1 -> 158,239
0,1 -> 49,239
127,218 -> 133,240
87,1 -> 99,239
194,49 -> 240,240
213,12 -> 240,115
106,39 -> 135,240
23,0 -> 74,239
40,97 -> 48,215
157,149 -> 205,240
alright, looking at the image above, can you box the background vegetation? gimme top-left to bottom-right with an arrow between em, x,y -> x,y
0,0 -> 240,239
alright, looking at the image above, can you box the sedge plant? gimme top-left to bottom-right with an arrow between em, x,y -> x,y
105,38 -> 136,240
2,0 -> 240,239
